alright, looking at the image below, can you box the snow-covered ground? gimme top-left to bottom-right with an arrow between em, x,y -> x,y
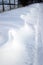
0,3 -> 43,65
0,0 -> 18,12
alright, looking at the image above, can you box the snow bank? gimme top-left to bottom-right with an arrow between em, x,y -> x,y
0,3 -> 43,65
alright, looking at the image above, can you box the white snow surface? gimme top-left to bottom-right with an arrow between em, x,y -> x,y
0,3 -> 43,65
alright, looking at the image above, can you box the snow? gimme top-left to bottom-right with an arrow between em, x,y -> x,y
0,3 -> 43,65
0,0 -> 18,12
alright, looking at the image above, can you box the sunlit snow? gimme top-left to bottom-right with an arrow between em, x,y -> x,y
0,3 -> 43,65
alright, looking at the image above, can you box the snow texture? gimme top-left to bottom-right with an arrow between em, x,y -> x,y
0,3 -> 43,65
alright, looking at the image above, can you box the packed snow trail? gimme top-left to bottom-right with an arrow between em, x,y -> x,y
0,3 -> 43,65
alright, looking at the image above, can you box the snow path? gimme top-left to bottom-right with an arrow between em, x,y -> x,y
0,3 -> 43,65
